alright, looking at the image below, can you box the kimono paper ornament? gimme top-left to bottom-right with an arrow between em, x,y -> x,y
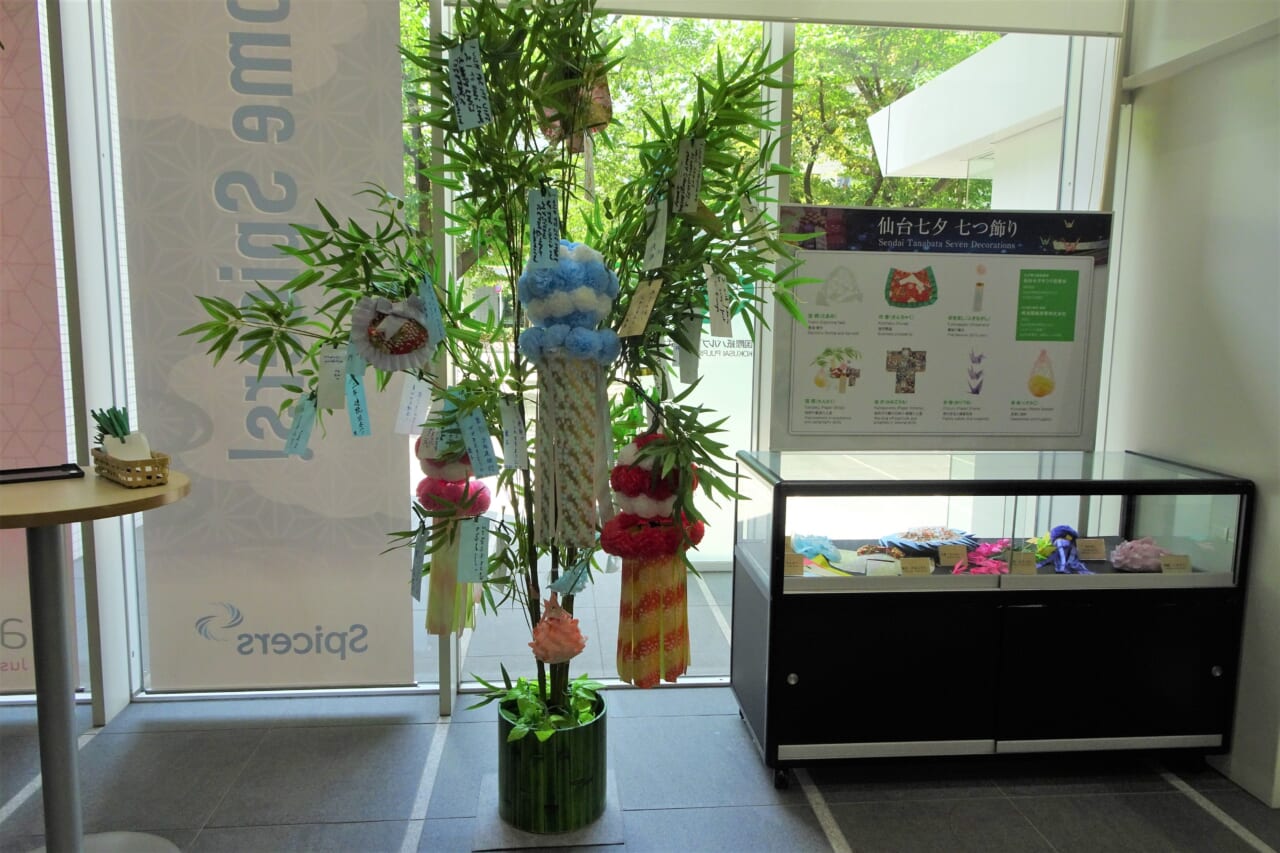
600,434 -> 704,688
415,435 -> 492,636
529,592 -> 587,664
351,295 -> 433,372
539,63 -> 612,153
518,240 -> 621,547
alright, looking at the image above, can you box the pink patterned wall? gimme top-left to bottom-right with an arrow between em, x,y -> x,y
1,0 -> 68,469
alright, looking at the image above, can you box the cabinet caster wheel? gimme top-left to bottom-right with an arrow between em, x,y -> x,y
773,769 -> 790,790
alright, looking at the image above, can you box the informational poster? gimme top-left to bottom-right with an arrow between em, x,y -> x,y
112,0 -> 413,689
772,207 -> 1112,451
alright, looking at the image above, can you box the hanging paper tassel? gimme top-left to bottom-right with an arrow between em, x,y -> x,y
601,435 -> 704,688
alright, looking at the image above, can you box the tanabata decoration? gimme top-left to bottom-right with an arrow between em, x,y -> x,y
1111,537 -> 1169,572
539,63 -> 612,153
1038,524 -> 1091,574
884,266 -> 938,307
518,240 -> 621,547
953,539 -> 1011,575
351,295 -> 434,372
600,434 -> 704,688
791,534 -> 840,562
416,428 -> 492,636
529,592 -> 587,664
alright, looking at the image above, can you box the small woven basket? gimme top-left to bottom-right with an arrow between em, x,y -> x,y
92,448 -> 170,488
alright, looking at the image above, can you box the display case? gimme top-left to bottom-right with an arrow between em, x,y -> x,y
731,450 -> 1254,781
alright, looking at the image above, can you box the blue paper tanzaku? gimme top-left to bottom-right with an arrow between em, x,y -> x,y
418,275 -> 446,353
284,396 -> 317,456
345,344 -> 371,436
457,516 -> 491,582
457,407 -> 499,477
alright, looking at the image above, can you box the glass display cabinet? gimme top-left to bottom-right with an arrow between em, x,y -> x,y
731,450 -> 1254,784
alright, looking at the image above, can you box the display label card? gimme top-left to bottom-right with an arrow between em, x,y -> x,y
448,39 -> 493,131
1016,269 -> 1080,342
618,277 -> 662,338
1076,538 -> 1107,561
1010,552 -> 1038,575
283,396 -> 317,457
1160,554 -> 1192,574
900,557 -> 934,575
783,552 -> 805,576
410,527 -> 426,601
498,397 -> 529,470
457,516 -> 491,582
671,137 -> 705,214
528,187 -> 561,271
457,406 -> 500,477
418,275 -> 447,353
678,316 -> 702,384
316,345 -> 347,410
395,377 -> 432,435
643,202 -> 668,271
704,264 -> 733,338
938,545 -> 968,567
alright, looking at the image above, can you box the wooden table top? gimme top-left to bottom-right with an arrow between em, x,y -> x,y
0,467 -> 190,529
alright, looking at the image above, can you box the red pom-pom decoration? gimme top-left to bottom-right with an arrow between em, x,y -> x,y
600,512 -> 705,559
416,477 -> 491,517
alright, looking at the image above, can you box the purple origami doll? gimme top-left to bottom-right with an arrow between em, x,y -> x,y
1039,524 -> 1092,574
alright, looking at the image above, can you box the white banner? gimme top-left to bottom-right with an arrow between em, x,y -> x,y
112,0 -> 413,689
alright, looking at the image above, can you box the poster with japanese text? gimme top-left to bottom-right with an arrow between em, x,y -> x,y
771,207 -> 1112,451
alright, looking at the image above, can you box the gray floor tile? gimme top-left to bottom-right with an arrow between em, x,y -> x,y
1012,791 -> 1259,852
0,702 -> 96,800
686,606 -> 732,675
1200,788 -> 1280,849
0,829 -> 197,853
610,714 -> 804,810
417,817 -> 476,852
807,758 -> 1006,803
606,685 -> 738,718
1161,755 -> 1238,792
207,724 -> 433,826
995,752 -> 1174,796
691,569 -> 734,608
424,719 -> 500,819
106,694 -> 438,732
829,797 -> 1054,852
621,803 -> 829,852
191,820 -> 411,852
3,728 -> 267,835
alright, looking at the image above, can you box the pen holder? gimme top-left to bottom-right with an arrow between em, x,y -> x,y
91,448 -> 170,488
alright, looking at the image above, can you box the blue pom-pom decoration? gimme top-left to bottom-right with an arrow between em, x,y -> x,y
517,240 -> 621,364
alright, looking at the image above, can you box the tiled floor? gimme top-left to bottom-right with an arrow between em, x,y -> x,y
2,688 -> 1278,852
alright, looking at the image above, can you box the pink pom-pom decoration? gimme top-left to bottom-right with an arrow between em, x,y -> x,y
1110,537 -> 1169,572
528,593 -> 587,664
415,477 -> 491,517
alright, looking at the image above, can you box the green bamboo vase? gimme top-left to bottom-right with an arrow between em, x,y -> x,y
497,696 -> 607,833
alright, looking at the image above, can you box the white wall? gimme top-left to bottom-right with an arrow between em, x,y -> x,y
1129,0 -> 1280,77
1103,28 -> 1279,805
990,119 -> 1062,209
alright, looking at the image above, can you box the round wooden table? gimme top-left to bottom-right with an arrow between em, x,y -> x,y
1,467 -> 189,852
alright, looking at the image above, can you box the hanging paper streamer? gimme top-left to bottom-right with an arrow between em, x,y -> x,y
416,431 -> 492,635
517,239 -> 621,547
448,38 -> 493,131
283,396 -> 317,457
601,434 -> 704,688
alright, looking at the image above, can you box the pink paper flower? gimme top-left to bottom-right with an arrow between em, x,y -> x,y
529,593 -> 587,664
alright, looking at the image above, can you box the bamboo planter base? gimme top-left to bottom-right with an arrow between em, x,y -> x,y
497,697 -> 607,833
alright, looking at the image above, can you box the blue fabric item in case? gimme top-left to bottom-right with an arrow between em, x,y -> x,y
791,535 -> 841,562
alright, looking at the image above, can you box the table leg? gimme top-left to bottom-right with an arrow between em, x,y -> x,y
27,523 -> 83,853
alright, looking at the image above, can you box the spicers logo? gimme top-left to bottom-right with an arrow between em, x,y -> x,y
195,603 -> 368,661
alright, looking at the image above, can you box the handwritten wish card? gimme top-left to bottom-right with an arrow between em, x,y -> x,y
498,396 -> 529,470
671,137 -> 706,214
528,187 -> 561,270
448,39 -> 493,131
284,396 -> 317,457
617,277 -> 663,338
704,264 -> 732,338
457,406 -> 500,478
410,527 -> 426,601
395,377 -> 432,435
317,346 -> 347,410
643,201 -> 668,271
345,345 -> 371,436
419,275 -> 446,354
457,516 -> 492,582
